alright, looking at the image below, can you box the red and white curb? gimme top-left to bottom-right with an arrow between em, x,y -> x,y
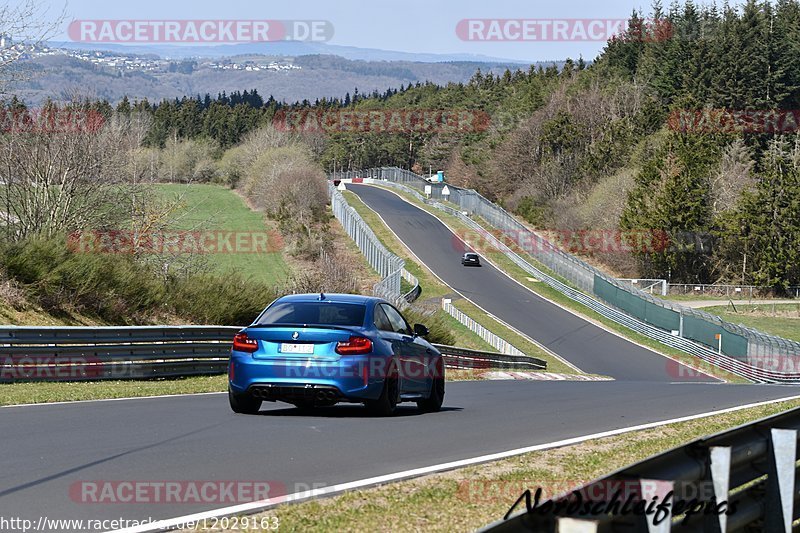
482,371 -> 613,381
333,177 -> 375,186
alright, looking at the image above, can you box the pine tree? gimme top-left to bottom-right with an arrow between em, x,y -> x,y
621,132 -> 718,282
737,138 -> 800,291
116,96 -> 131,115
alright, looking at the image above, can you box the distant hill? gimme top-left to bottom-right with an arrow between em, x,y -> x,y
47,40 -> 532,63
9,52 -> 556,105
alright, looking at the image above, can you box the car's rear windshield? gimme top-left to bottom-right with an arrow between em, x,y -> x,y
255,302 -> 367,327
465,253 -> 478,258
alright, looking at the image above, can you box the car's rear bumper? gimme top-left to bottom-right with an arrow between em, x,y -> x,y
229,353 -> 386,401
247,383 -> 345,404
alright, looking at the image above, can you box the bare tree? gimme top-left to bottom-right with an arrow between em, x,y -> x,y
0,103 -> 130,241
0,0 -> 65,93
710,139 -> 755,215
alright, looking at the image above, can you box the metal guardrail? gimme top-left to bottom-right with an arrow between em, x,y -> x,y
0,326 -> 239,382
433,344 -> 546,371
328,182 -> 405,306
402,268 -> 422,303
481,405 -> 800,532
347,169 -> 800,383
0,326 -> 543,382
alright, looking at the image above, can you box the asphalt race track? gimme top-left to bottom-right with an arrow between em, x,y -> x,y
2,183 -> 799,531
2,382 -> 798,528
349,184 -> 714,382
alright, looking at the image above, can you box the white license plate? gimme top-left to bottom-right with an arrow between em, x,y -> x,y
280,343 -> 314,354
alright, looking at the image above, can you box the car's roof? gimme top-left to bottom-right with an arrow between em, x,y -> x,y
276,293 -> 378,305
464,252 -> 479,256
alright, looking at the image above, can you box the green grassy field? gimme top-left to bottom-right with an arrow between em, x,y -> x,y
153,184 -> 291,285
703,303 -> 800,342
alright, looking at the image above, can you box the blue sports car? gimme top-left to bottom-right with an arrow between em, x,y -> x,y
228,293 -> 445,416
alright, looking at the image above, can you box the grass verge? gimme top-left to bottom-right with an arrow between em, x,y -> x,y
0,300 -> 106,326
0,375 -> 228,406
0,370 -> 507,407
703,303 -> 800,342
226,398 -> 800,533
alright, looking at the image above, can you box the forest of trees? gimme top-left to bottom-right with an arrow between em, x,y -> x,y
2,0 -> 797,292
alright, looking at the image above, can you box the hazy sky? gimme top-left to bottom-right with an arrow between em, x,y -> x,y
30,0 -> 661,62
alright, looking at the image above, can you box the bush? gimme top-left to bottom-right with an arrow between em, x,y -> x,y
403,308 -> 456,346
168,274 -> 276,326
0,237 -> 165,322
514,196 -> 550,226
161,138 -> 220,182
0,237 -> 276,325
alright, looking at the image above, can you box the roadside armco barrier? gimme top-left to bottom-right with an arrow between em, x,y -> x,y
0,325 -> 238,382
481,405 -> 800,532
328,180 -> 406,307
0,326 -> 543,382
330,169 -> 800,383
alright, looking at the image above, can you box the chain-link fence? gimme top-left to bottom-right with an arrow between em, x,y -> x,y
667,283 -> 800,299
441,298 -> 526,356
618,279 -> 668,296
339,167 -> 800,382
328,182 -> 404,306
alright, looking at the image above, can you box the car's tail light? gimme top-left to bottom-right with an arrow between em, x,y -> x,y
336,336 -> 373,355
232,332 -> 258,353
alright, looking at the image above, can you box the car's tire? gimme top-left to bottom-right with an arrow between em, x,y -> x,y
366,361 -> 399,416
417,359 -> 445,413
228,387 -> 262,414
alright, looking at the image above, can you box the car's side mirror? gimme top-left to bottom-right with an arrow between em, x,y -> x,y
413,324 -> 429,337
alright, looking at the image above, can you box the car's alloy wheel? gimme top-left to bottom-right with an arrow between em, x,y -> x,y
228,386 -> 262,414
